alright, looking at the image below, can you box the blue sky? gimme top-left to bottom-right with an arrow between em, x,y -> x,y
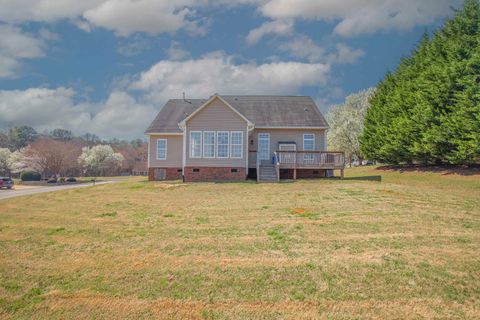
0,0 -> 462,139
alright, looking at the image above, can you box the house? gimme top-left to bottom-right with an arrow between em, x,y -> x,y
145,95 -> 345,182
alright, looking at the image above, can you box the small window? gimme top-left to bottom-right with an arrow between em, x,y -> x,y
216,131 -> 229,158
203,131 -> 215,158
230,131 -> 243,159
156,139 -> 167,160
177,169 -> 182,173
190,131 -> 202,158
231,168 -> 238,173
193,168 -> 200,173
313,170 -> 319,174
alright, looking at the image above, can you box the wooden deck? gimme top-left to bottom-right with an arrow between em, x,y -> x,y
251,151 -> 346,182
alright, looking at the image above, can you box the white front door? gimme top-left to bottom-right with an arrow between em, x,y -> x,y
258,133 -> 270,161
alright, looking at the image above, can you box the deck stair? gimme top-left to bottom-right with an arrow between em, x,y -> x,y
258,161 -> 279,182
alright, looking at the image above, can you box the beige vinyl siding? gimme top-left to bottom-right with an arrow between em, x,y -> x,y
248,128 -> 326,168
186,98 -> 248,168
149,134 -> 183,168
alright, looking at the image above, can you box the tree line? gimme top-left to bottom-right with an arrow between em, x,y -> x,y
360,0 -> 480,165
0,126 -> 147,177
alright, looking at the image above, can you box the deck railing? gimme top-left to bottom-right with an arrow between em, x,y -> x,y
276,151 -> 345,169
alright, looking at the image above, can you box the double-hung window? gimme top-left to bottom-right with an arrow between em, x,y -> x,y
303,134 -> 315,163
203,131 -> 215,158
230,131 -> 243,159
156,139 -> 167,160
216,131 -> 229,158
190,131 -> 202,158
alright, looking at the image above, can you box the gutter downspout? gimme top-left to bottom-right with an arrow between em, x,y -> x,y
246,123 -> 255,180
147,135 -> 151,178
179,123 -> 187,182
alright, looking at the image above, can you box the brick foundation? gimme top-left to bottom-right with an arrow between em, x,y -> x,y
184,167 -> 246,182
148,167 -> 183,181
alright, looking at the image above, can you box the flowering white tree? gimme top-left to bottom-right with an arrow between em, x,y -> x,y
6,149 -> 28,174
0,148 -> 12,175
327,88 -> 375,166
78,145 -> 124,176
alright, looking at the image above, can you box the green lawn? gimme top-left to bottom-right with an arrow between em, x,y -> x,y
0,167 -> 479,319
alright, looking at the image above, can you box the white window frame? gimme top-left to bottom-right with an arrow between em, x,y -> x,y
230,131 -> 243,159
216,131 -> 230,159
203,131 -> 216,159
190,131 -> 202,159
156,139 -> 167,160
258,133 -> 270,161
303,133 -> 315,162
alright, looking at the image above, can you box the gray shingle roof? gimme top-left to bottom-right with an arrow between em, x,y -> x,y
145,95 -> 328,134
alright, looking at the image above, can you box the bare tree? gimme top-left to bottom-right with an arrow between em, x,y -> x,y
26,138 -> 81,177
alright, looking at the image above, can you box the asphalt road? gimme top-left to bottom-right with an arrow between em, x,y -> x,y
0,181 -> 118,200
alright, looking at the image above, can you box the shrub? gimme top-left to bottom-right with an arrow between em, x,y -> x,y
59,177 -> 65,183
20,170 -> 41,181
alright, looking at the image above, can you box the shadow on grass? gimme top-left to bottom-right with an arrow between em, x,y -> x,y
343,175 -> 382,182
377,165 -> 480,176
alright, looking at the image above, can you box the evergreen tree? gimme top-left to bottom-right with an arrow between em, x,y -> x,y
361,0 -> 480,165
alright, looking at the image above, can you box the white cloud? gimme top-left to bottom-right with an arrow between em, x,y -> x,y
279,36 -> 326,62
0,0 -> 258,37
0,87 -> 156,139
246,19 -> 293,45
0,0 -> 103,23
0,0 -> 459,38
89,91 -> 157,138
0,88 -> 87,127
279,36 -> 364,64
130,52 -> 330,104
166,41 -> 191,61
334,43 -> 364,64
260,0 -> 459,37
0,25 -> 45,78
83,0 -> 195,37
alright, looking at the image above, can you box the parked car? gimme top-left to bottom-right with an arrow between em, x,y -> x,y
47,178 -> 58,184
66,177 -> 77,183
0,177 -> 14,189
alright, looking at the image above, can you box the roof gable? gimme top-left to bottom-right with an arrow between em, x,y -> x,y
179,95 -> 252,127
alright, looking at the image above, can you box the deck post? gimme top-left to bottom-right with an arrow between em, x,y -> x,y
340,169 -> 344,179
